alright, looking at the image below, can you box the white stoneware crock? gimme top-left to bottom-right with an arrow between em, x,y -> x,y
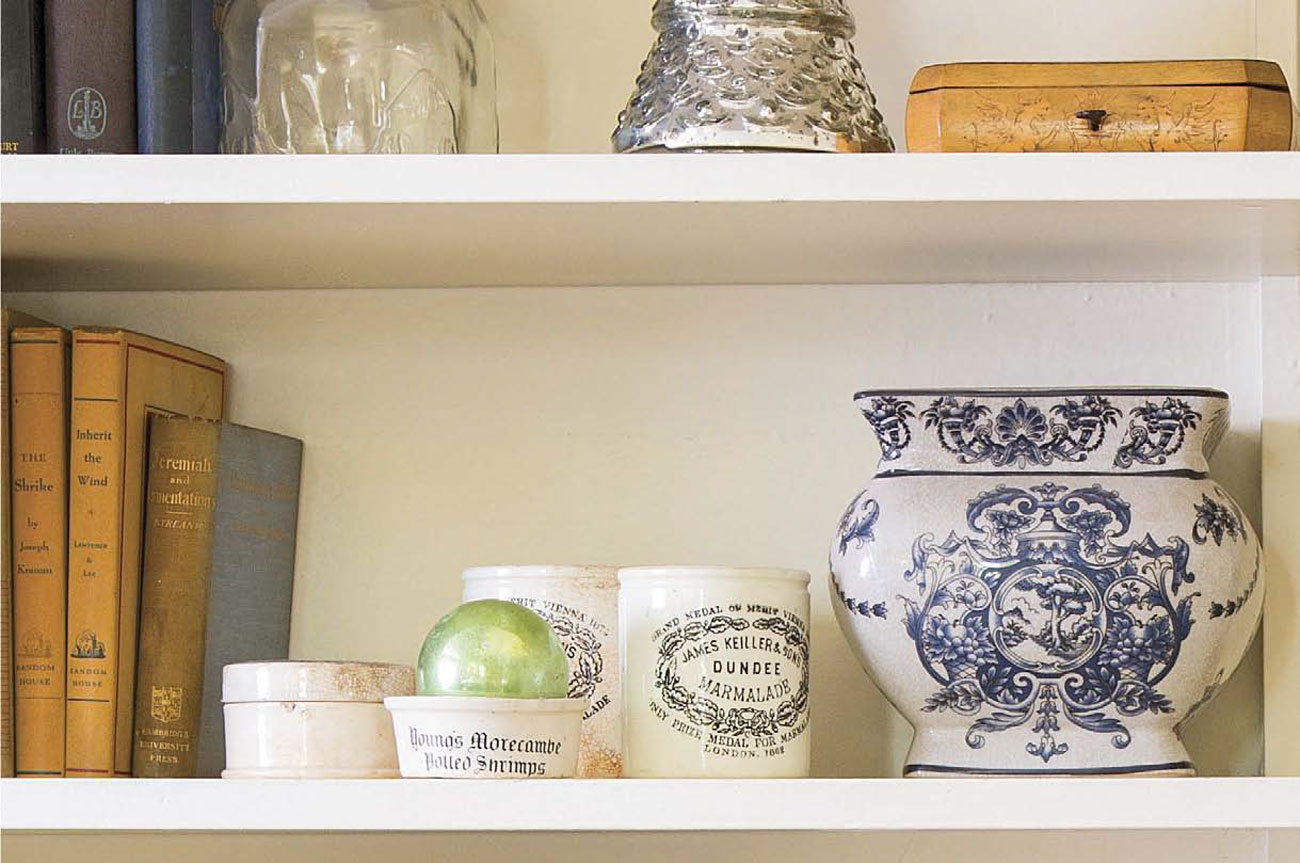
462,565 -> 621,777
830,387 -> 1263,777
618,566 -> 811,778
221,660 -> 414,778
384,695 -> 585,778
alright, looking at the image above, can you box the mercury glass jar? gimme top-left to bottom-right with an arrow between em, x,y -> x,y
220,0 -> 497,153
613,0 -> 893,152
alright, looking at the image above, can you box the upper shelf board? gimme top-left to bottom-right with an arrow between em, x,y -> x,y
3,777 -> 1298,832
2,153 -> 1298,289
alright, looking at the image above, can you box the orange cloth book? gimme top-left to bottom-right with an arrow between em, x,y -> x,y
10,326 -> 70,776
65,328 -> 226,777
2,307 -> 58,778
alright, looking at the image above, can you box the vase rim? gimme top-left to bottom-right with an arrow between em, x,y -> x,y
854,386 -> 1229,401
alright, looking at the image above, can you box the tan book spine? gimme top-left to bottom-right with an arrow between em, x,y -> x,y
133,417 -> 219,777
10,327 -> 69,776
3,308 -> 58,777
2,312 -> 13,777
65,332 -> 126,777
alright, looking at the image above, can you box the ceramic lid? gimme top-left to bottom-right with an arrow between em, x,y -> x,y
910,60 -> 1289,93
223,661 -> 415,704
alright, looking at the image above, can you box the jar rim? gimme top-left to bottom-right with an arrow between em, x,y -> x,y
462,564 -> 619,581
617,566 -> 811,585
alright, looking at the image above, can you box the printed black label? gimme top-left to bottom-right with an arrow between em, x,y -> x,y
650,604 -> 809,759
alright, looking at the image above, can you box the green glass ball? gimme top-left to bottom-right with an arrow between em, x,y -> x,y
417,599 -> 569,698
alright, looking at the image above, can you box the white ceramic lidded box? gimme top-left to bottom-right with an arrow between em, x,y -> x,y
462,565 -> 621,777
222,661 -> 414,778
618,566 -> 811,777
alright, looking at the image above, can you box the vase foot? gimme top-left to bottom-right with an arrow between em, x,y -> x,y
902,727 -> 1196,778
902,762 -> 1196,778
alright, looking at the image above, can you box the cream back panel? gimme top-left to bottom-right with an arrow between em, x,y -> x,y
484,0 -> 1259,152
10,281 -> 1263,778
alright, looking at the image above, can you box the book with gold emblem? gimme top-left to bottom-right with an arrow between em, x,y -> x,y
133,416 -> 301,777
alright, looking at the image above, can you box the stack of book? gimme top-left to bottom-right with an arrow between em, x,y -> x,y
1,310 -> 303,778
0,0 -> 223,154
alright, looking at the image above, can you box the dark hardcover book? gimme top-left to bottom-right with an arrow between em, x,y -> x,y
134,418 -> 302,777
1,0 -> 46,153
191,0 -> 221,153
135,418 -> 301,776
45,0 -> 136,153
197,421 -> 301,776
136,0 -> 191,153
136,0 -> 222,153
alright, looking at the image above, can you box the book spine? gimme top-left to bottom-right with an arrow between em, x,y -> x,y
44,0 -> 136,153
190,0 -> 221,154
65,333 -> 126,777
133,417 -> 219,777
136,0 -> 191,153
10,327 -> 69,777
0,0 -> 46,153
196,425 -> 300,776
2,317 -> 13,777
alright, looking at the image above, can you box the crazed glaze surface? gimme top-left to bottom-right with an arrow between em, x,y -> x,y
829,388 -> 1263,776
462,566 -> 622,777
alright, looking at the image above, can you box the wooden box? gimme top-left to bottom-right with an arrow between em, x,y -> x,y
905,60 -> 1293,152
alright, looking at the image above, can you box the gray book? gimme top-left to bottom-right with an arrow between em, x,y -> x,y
196,422 -> 302,776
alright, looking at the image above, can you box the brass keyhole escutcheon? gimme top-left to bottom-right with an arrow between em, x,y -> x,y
1074,109 -> 1109,132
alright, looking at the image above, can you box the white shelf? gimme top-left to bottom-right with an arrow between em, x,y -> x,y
2,153 -> 1298,289
2,777 -> 1299,833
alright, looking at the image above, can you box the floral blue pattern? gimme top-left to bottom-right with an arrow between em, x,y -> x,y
1209,547 -> 1259,619
833,493 -> 888,618
896,482 -> 1196,763
859,397 -> 915,461
918,395 -> 1119,468
832,572 -> 888,619
1114,397 -> 1201,468
1191,492 -> 1242,546
837,491 -> 881,555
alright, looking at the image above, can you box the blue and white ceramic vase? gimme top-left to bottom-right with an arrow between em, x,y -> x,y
829,387 -> 1263,777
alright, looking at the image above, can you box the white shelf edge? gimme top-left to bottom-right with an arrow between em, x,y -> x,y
2,152 -> 1299,205
2,777 -> 1298,833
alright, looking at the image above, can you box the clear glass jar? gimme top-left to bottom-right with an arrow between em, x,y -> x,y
220,0 -> 497,153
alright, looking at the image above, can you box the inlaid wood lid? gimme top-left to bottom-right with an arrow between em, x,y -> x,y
910,60 -> 1289,93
